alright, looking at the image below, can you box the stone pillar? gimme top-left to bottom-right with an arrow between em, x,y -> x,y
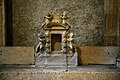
104,0 -> 119,46
0,0 -> 5,46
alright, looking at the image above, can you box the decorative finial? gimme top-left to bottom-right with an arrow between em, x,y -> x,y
42,13 -> 53,27
61,11 -> 70,26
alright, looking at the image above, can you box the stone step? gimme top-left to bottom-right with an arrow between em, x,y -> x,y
37,53 -> 75,57
0,65 -> 120,80
35,53 -> 78,67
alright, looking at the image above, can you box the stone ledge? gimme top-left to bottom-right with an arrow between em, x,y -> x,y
0,46 -> 119,65
78,46 -> 120,65
0,47 -> 34,64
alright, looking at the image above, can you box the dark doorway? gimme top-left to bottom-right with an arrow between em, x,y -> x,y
4,0 -> 13,46
51,34 -> 61,51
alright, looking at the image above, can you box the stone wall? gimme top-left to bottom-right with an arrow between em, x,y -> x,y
0,46 -> 119,65
12,0 -> 104,46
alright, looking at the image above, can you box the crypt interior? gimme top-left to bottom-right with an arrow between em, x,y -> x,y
0,0 -> 120,80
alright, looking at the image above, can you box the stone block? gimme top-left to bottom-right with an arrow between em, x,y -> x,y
35,52 -> 77,67
77,46 -> 120,65
0,47 -> 34,64
0,46 -> 119,65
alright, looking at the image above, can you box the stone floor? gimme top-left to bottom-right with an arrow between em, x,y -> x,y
0,65 -> 120,80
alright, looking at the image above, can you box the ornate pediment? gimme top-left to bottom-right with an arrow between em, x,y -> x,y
44,22 -> 70,30
42,12 -> 70,30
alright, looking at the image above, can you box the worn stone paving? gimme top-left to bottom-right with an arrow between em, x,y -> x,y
0,65 -> 120,80
0,65 -> 120,72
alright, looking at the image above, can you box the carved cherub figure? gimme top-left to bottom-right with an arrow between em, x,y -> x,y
35,33 -> 45,53
61,11 -> 70,26
68,32 -> 74,51
42,13 -> 53,27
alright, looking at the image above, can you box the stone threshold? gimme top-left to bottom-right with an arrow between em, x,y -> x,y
0,65 -> 119,72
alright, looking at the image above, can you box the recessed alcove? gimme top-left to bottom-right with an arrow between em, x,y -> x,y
0,0 -> 120,80
3,0 -> 120,46
1,0 -> 119,66
4,0 -> 106,46
51,34 -> 62,51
